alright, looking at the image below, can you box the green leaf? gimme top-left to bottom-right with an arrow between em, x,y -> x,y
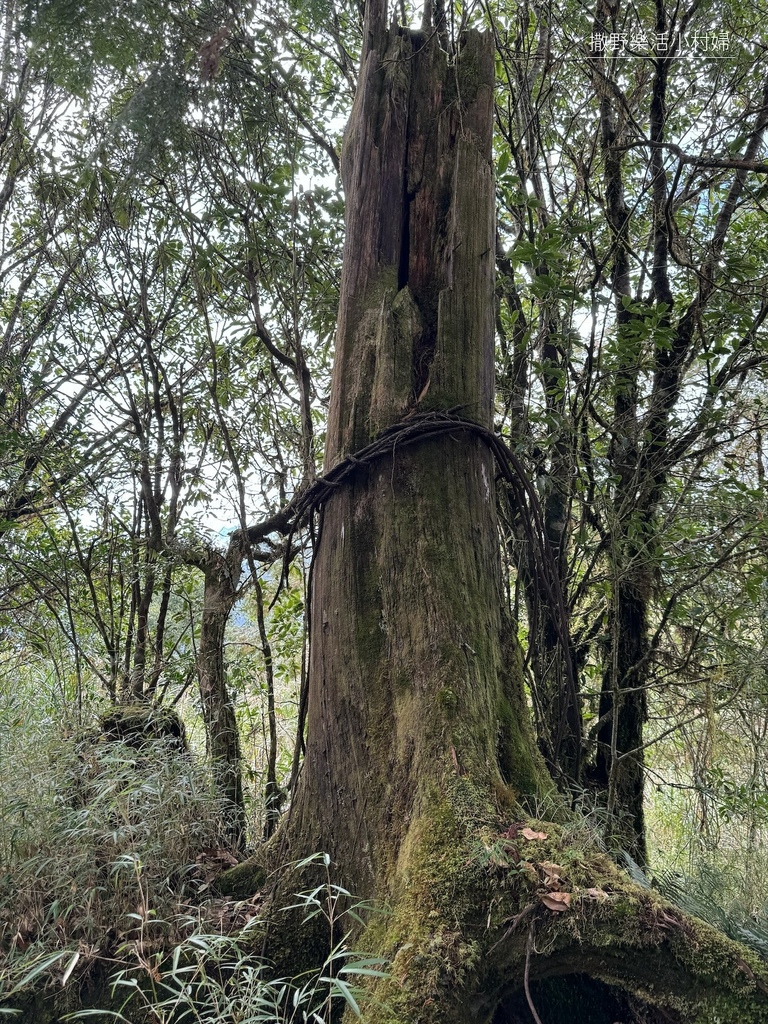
323,976 -> 361,1016
8,952 -> 67,995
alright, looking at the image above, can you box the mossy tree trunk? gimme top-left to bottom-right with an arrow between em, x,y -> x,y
286,9 -> 542,898
272,7 -> 768,1021
198,541 -> 247,853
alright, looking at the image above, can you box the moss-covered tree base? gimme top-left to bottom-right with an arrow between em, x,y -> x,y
217,779 -> 768,1023
329,791 -> 768,1024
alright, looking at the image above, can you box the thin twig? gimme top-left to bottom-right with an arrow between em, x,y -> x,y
524,924 -> 544,1024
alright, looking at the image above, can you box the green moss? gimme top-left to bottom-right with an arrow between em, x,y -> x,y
100,703 -> 187,749
346,792 -> 515,1022
456,43 -> 480,103
437,686 -> 458,715
497,625 -> 548,796
496,694 -> 518,781
216,858 -> 267,900
343,807 -> 768,1023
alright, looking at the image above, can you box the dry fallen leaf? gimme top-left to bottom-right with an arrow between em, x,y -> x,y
539,861 -> 563,886
196,847 -> 238,868
520,827 -> 548,841
584,887 -> 608,899
541,891 -> 571,912
194,847 -> 239,883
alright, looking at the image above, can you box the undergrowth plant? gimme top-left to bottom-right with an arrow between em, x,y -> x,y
0,701 -> 389,1021
69,854 -> 389,1024
0,714 -> 234,1004
521,782 -> 768,963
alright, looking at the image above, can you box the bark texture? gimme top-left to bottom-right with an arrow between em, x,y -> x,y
595,571 -> 649,865
285,12 -> 541,900
198,542 -> 247,852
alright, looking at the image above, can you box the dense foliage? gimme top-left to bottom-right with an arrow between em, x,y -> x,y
2,0 -> 768,1015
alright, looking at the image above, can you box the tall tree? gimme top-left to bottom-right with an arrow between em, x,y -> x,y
246,4 -> 768,1020
489,0 -> 768,863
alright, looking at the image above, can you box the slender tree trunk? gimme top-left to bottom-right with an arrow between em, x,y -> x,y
254,576 -> 281,840
596,571 -> 649,865
496,252 -> 583,789
198,550 -> 246,853
523,429 -> 582,786
586,8 -> 651,865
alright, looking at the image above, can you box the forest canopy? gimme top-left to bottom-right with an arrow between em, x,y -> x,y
3,0 -> 768,1021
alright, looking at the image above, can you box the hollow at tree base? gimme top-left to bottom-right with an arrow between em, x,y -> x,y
289,794 -> 768,1024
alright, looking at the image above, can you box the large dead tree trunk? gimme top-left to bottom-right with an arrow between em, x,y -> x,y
252,8 -> 768,1021
284,12 -> 540,898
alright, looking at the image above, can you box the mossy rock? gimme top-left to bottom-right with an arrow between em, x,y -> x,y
216,857 -> 268,900
100,703 -> 187,750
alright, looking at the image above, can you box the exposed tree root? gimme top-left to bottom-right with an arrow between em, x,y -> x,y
217,786 -> 768,1023
315,796 -> 768,1023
